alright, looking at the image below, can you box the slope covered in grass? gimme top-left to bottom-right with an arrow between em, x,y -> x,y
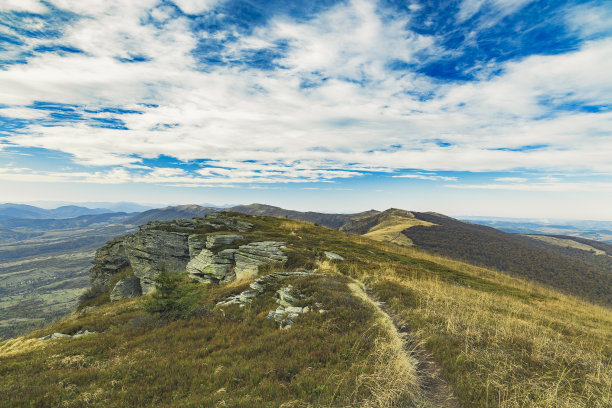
1,213 -> 611,407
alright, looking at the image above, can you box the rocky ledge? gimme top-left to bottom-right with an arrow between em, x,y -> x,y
86,213 -> 290,301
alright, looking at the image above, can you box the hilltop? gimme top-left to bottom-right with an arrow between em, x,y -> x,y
1,212 -> 610,407
231,206 -> 612,306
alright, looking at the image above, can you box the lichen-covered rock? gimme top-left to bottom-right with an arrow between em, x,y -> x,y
124,230 -> 191,294
85,214 -> 259,303
206,234 -> 243,249
186,249 -> 236,283
234,241 -> 288,280
188,234 -> 207,259
90,237 -> 130,291
110,276 -> 142,301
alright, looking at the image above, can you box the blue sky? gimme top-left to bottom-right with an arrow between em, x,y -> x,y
0,0 -> 611,218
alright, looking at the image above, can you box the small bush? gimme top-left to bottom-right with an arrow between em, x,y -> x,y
142,270 -> 198,320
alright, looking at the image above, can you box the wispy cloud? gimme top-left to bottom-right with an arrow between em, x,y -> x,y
0,0 -> 611,188
393,173 -> 458,181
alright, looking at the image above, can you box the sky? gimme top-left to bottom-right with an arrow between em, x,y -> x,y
0,0 -> 611,219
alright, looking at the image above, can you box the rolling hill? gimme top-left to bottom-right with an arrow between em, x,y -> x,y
1,212 -> 610,407
125,204 -> 218,225
229,205 -> 612,306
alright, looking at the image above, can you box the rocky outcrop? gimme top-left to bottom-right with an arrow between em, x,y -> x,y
188,234 -> 207,258
216,270 -> 313,308
39,330 -> 96,340
90,237 -> 130,291
206,234 -> 243,249
187,248 -> 237,283
267,285 -> 326,329
85,213 -> 278,301
110,276 -> 142,301
187,240 -> 287,283
234,241 -> 288,280
124,230 -> 191,294
205,213 -> 252,232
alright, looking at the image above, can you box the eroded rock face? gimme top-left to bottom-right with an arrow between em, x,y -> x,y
187,248 -> 236,283
110,276 -> 142,301
206,234 -> 243,249
234,241 -> 288,280
90,237 -> 130,292
124,230 -> 191,294
85,213 -> 280,302
188,235 -> 207,259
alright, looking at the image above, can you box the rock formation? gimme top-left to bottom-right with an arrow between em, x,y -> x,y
86,213 -> 293,302
234,241 -> 288,280
110,276 -> 142,301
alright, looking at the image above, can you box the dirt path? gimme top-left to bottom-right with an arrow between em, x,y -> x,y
349,282 -> 461,408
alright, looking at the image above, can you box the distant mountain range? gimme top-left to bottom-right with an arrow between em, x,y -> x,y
125,204 -> 219,225
459,216 -> 612,243
0,204 -> 112,220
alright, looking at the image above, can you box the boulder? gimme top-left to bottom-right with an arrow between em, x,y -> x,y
206,234 -> 243,249
124,230 -> 191,294
110,276 -> 142,301
234,241 -> 288,280
187,248 -> 236,283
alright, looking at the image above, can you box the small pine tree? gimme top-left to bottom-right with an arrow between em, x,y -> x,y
142,268 -> 194,320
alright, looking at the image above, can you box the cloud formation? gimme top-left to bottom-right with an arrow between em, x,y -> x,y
0,0 -> 611,187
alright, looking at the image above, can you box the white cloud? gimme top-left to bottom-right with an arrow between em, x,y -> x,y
566,4 -> 612,39
457,0 -> 534,23
0,0 -> 47,13
393,174 -> 458,181
0,0 -> 611,186
494,177 -> 527,183
447,181 -> 612,193
172,0 -> 221,14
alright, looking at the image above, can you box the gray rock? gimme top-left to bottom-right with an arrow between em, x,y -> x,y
110,276 -> 142,301
39,332 -> 71,340
187,249 -> 237,284
206,234 -> 243,249
216,270 -> 314,308
324,251 -> 345,261
89,237 -> 130,292
188,234 -> 207,259
124,230 -> 191,294
234,241 -> 288,280
72,330 -> 96,338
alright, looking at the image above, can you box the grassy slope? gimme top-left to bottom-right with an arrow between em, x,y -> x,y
403,212 -> 612,306
1,214 -> 611,407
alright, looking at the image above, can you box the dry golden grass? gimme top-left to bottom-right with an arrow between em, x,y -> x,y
350,237 -> 612,408
348,282 -> 423,408
362,214 -> 435,247
0,337 -> 46,357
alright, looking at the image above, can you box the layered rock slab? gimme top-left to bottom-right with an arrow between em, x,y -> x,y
234,241 -> 288,280
123,230 -> 191,294
187,248 -> 237,283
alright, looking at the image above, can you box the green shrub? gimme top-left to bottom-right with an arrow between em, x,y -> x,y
142,270 -> 198,320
